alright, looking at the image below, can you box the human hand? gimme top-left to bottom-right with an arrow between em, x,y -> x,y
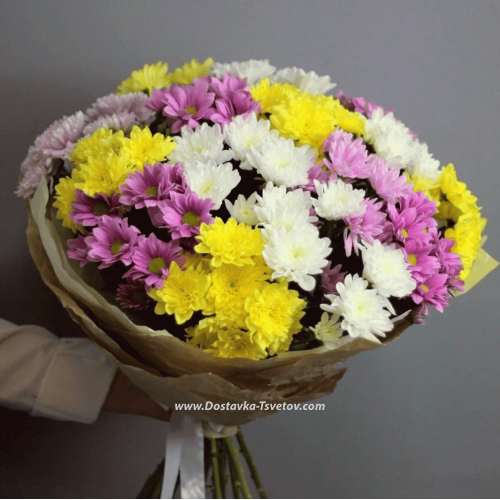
102,370 -> 172,421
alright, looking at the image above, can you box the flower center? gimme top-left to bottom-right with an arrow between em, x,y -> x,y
93,200 -> 110,216
111,239 -> 125,255
408,253 -> 417,266
401,228 -> 409,238
182,211 -> 201,227
421,284 -> 430,292
185,106 -> 197,115
148,257 -> 167,274
145,186 -> 158,196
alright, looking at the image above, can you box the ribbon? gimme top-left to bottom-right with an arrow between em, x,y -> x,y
160,412 -> 205,499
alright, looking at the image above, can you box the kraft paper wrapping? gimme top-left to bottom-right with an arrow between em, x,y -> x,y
24,181 -> 440,425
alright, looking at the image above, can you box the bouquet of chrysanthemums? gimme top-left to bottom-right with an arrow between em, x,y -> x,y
19,58 -> 497,498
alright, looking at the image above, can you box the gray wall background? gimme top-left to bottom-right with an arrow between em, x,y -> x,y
0,1 -> 499,498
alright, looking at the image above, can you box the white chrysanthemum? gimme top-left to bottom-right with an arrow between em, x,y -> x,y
224,114 -> 278,170
321,274 -> 394,339
313,179 -> 366,220
364,109 -> 415,168
212,59 -> 276,85
271,67 -> 336,95
360,240 -> 416,298
246,136 -> 316,187
405,141 -> 441,182
169,123 -> 234,166
184,158 -> 240,210
224,193 -> 259,226
254,183 -> 317,229
311,312 -> 343,348
262,223 -> 331,291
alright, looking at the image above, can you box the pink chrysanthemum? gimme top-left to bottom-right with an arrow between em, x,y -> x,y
368,156 -> 412,204
204,74 -> 250,96
322,129 -> 371,179
211,93 -> 260,125
70,190 -> 122,227
337,90 -> 387,118
343,198 -> 386,257
117,280 -> 152,310
82,112 -> 139,135
411,273 -> 449,313
123,233 -> 185,288
148,81 -> 215,133
300,163 -> 338,192
119,163 -> 188,209
86,216 -> 140,269
86,92 -> 154,122
66,235 -> 90,268
321,262 -> 346,294
403,239 -> 441,283
156,191 -> 214,239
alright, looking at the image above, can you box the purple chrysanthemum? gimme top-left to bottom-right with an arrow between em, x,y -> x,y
204,74 -> 250,96
66,235 -> 90,268
123,233 -> 185,288
86,216 -> 140,269
119,162 -> 188,209
411,273 -> 449,313
343,198 -> 386,257
70,190 -> 122,227
322,130 -> 371,179
368,156 -> 412,204
211,93 -> 260,125
403,239 -> 441,284
321,262 -> 346,294
86,92 -> 154,122
337,90 -> 388,119
300,163 -> 338,192
148,81 -> 215,133
117,280 -> 152,310
156,191 -> 214,239
83,112 -> 140,135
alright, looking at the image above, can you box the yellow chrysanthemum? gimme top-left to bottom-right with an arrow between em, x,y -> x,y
116,62 -> 170,96
332,103 -> 366,136
121,125 -> 176,169
182,252 -> 212,274
195,218 -> 264,267
408,172 -> 441,208
165,57 -> 214,87
245,281 -> 306,356
210,326 -> 267,360
439,163 -> 479,214
149,262 -> 210,324
186,316 -> 221,350
250,78 -> 300,115
204,258 -> 271,322
75,151 -> 137,197
53,171 -> 83,233
71,128 -> 125,167
270,92 -> 337,152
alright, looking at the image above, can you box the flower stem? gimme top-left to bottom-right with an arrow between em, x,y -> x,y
224,437 -> 252,499
210,437 -> 223,499
236,430 -> 269,499
218,438 -> 228,498
227,442 -> 241,499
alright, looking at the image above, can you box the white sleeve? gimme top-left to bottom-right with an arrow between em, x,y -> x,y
0,317 -> 118,424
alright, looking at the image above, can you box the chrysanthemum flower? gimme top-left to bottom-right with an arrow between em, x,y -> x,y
169,123 -> 234,166
148,262 -> 210,324
157,191 -> 214,239
86,92 -> 154,123
183,158 -> 240,210
212,59 -> 276,85
205,74 -> 249,96
124,233 -> 184,288
211,92 -> 261,125
205,258 -> 271,323
262,223 -> 331,291
428,227 -> 463,280
439,163 -> 480,214
410,273 -> 449,313
71,128 -> 125,166
249,78 -> 300,114
272,67 -> 336,95
403,239 -> 441,284
70,190 -> 122,227
247,136 -> 316,188
336,90 -> 386,119
405,142 -> 441,184
165,57 -> 214,87
116,62 -> 170,96
122,125 -> 176,169
66,235 -> 90,267
210,326 -> 268,360
224,113 -> 279,170
245,281 -> 305,355
86,216 -> 140,268
321,274 -> 394,339
119,162 -> 187,209
300,163 -> 338,192
368,156 -> 412,204
331,105 -> 366,136
149,81 -> 215,133
360,240 -> 416,298
195,217 -> 264,267
225,193 -> 259,226
117,280 -> 152,310
83,112 -> 141,136
313,179 -> 366,221
186,316 -> 221,350
322,129 -> 371,179
53,172 -> 84,232
311,312 -> 343,349
321,262 -> 346,294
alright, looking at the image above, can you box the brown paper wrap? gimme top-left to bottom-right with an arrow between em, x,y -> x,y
26,181 -> 411,425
